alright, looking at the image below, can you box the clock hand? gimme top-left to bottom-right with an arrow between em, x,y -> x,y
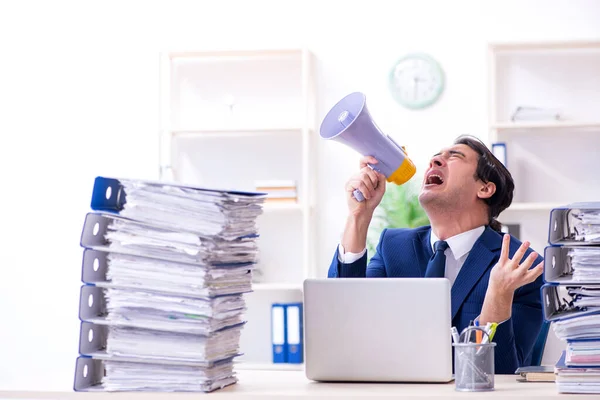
413,77 -> 419,101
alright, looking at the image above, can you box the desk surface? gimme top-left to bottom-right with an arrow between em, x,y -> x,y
0,370 -> 569,399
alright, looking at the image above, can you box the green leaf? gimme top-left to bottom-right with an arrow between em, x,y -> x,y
366,182 -> 429,262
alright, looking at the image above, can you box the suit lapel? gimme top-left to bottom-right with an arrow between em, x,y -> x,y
450,226 -> 502,319
414,228 -> 433,277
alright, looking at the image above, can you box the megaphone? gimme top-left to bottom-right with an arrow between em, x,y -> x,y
319,92 -> 417,202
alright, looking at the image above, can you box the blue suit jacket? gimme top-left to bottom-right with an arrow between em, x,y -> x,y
327,225 -> 544,374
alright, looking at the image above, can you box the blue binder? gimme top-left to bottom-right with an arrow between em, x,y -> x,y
541,284 -> 600,322
491,142 -> 507,167
543,245 -> 600,285
271,304 -> 288,363
285,302 -> 303,364
90,176 -> 266,212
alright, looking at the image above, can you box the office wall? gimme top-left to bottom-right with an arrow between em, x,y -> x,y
0,0 -> 598,390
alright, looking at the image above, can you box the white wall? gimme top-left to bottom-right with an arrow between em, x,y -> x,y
0,0 -> 599,390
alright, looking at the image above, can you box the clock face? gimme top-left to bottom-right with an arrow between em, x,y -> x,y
388,53 -> 445,109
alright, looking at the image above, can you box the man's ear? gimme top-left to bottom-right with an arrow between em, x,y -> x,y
477,181 -> 496,200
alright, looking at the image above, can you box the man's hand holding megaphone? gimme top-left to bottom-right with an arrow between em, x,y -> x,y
346,156 -> 387,219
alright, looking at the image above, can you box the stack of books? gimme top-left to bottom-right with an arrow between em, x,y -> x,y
73,177 -> 266,392
254,180 -> 297,204
542,202 -> 600,394
511,106 -> 562,122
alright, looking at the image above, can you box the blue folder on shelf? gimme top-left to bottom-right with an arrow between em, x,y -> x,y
286,302 -> 304,364
492,142 -> 507,167
271,303 -> 288,363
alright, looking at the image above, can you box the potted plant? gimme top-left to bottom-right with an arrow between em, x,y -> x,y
366,181 -> 430,261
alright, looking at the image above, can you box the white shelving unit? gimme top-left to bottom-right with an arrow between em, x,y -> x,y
492,121 -> 600,131
158,49 -> 318,369
488,41 -> 600,365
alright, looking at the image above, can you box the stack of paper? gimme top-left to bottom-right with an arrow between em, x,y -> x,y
103,288 -> 246,335
571,209 -> 600,243
74,177 -> 266,392
102,360 -> 237,392
543,203 -> 600,394
510,106 -> 562,122
566,249 -> 600,281
104,252 -> 254,297
555,352 -> 600,394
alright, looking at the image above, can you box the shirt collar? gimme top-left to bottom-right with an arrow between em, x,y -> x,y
430,226 -> 486,260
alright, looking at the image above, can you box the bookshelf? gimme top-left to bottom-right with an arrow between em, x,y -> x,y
491,121 -> 600,132
506,202 -> 566,212
488,40 -> 600,253
158,49 -> 318,368
488,41 -> 600,365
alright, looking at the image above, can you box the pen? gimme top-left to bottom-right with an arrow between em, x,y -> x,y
464,320 -> 474,343
451,327 -> 460,344
488,323 -> 498,341
475,320 -> 482,344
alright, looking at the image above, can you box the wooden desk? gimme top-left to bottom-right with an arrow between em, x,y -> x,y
0,370 -> 568,399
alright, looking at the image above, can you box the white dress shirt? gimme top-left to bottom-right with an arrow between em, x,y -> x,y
338,226 -> 486,287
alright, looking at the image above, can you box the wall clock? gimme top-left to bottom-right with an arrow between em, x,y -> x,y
388,53 -> 445,110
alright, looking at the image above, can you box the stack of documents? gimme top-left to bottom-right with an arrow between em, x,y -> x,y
510,106 -> 562,122
542,203 -> 600,394
555,352 -> 600,394
570,209 -> 600,242
254,180 -> 297,203
101,359 -> 237,392
73,177 -> 266,392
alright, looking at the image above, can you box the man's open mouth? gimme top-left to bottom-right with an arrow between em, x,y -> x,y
426,174 -> 444,186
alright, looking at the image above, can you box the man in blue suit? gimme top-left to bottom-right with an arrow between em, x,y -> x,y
327,135 -> 544,374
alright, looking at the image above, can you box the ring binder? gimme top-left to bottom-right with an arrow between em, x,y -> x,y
78,285 -> 247,335
81,249 -> 109,285
544,245 -> 600,284
286,303 -> 304,364
77,320 -> 244,365
80,248 -> 254,298
549,203 -> 600,245
74,357 -> 104,392
74,355 -> 239,392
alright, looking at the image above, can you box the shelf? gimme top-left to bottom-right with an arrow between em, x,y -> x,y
263,202 -> 303,212
234,362 -> 304,371
490,40 -> 600,53
252,283 -> 303,291
504,202 -> 566,212
491,121 -> 600,131
168,49 -> 305,62
169,127 -> 307,138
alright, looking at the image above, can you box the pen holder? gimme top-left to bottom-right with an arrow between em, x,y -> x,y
453,342 -> 496,392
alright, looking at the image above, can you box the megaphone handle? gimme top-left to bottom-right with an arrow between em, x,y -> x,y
352,162 -> 382,202
353,189 -> 366,202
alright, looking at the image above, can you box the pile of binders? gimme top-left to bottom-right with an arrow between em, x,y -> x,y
73,177 -> 266,392
542,202 -> 600,394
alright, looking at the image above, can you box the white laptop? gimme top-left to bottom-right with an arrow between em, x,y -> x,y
303,278 -> 453,383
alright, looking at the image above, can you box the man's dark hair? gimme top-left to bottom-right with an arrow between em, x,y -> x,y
454,135 -> 514,232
